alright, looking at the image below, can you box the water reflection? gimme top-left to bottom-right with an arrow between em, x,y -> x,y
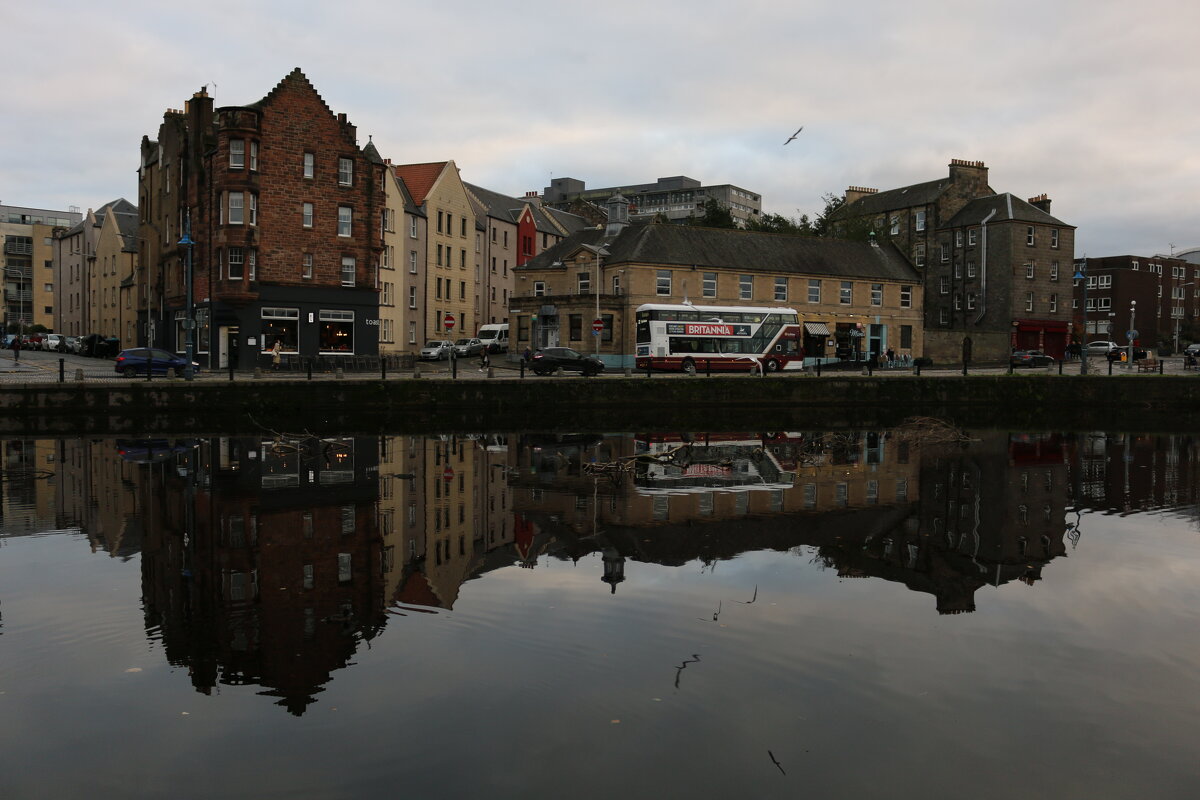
12,427 -> 1200,716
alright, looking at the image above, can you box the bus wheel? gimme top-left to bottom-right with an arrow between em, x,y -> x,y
765,358 -> 781,372
681,358 -> 697,375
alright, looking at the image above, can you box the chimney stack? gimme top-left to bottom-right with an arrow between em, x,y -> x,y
844,186 -> 878,206
1027,193 -> 1052,214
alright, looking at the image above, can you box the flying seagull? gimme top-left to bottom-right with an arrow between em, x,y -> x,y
783,126 -> 803,145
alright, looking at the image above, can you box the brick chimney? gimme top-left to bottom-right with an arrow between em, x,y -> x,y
844,186 -> 877,206
1027,193 -> 1052,214
948,159 -> 989,196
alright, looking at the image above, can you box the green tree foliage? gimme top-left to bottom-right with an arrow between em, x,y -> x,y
687,198 -> 738,229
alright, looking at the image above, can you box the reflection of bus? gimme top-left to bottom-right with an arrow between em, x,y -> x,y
634,303 -> 803,373
631,435 -> 796,494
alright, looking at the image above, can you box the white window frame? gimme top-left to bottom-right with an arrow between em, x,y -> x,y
870,283 -> 882,306
230,139 -> 245,169
657,270 -> 672,296
702,272 -> 717,298
968,229 -> 978,246
302,202 -> 313,229
808,279 -> 821,303
341,256 -> 355,287
249,141 -> 258,171
227,247 -> 244,280
338,206 -> 352,237
774,277 -> 787,302
1027,226 -> 1036,246
739,274 -> 753,301
303,152 -> 314,179
408,286 -> 417,308
338,157 -> 353,186
534,281 -> 546,297
1026,292 -> 1034,312
900,285 -> 912,308
248,194 -> 257,226
228,192 -> 244,225
303,253 -> 313,280
914,210 -> 926,232
840,281 -> 852,305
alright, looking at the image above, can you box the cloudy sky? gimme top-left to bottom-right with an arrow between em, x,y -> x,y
3,0 -> 1197,256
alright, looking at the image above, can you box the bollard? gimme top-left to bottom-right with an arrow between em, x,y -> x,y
646,362 -> 651,378
1160,361 -> 1164,375
962,362 -> 968,377
254,367 -> 263,379
335,367 -> 344,379
74,368 -> 84,381
1008,361 -> 1014,375
623,367 -> 632,377
487,366 -> 494,378
868,359 -> 874,376
706,359 -> 711,377
451,357 -> 457,379
1108,359 -> 1113,376
58,358 -> 64,383
520,360 -> 525,378
915,361 -> 921,376
1059,359 -> 1063,375
307,359 -> 313,380
381,359 -> 387,381
229,361 -> 235,381
412,368 -> 421,379
816,359 -> 822,377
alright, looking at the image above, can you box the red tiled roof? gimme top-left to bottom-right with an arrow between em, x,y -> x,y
393,162 -> 447,206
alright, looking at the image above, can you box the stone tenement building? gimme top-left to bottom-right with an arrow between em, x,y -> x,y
835,160 -> 1076,362
138,69 -> 386,368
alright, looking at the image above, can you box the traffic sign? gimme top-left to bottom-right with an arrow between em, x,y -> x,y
444,313 -> 456,331
442,466 -> 454,482
592,318 -> 604,334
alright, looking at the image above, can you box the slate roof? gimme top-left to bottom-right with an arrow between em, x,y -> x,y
943,193 -> 1072,228
840,177 -> 952,216
464,182 -> 589,236
391,172 -> 423,216
393,162 -> 447,207
541,206 -> 589,235
114,210 -> 140,253
362,138 -> 384,165
522,224 -> 920,282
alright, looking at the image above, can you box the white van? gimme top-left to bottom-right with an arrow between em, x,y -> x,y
477,323 -> 509,353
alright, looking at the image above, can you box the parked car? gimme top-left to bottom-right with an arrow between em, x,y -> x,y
22,333 -> 44,349
113,348 -> 199,378
63,336 -> 81,354
529,347 -> 605,376
42,334 -> 65,352
453,337 -> 484,357
1085,341 -> 1120,355
1184,343 -> 1200,357
1010,350 -> 1055,368
419,340 -> 453,360
1107,346 -> 1147,362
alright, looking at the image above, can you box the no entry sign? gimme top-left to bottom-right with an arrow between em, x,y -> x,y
443,313 -> 456,331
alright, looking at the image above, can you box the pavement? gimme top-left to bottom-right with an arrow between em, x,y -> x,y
1,349 -> 1195,384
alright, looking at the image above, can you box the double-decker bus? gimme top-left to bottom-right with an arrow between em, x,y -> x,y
634,303 -> 803,373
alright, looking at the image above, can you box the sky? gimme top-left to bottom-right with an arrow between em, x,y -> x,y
3,0 -> 1197,257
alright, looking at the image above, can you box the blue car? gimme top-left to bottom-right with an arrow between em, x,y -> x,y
113,348 -> 199,378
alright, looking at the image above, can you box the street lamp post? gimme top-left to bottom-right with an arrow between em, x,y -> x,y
1074,259 -> 1088,375
1127,300 -> 1137,369
582,244 -> 608,357
178,212 -> 196,381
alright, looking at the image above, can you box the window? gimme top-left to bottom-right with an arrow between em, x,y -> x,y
408,321 -> 416,343
939,308 -> 950,325
249,141 -> 258,171
230,139 -> 245,169
340,257 -> 356,287
740,274 -> 753,300
1050,262 -> 1059,281
915,210 -> 926,231
871,283 -> 883,305
578,272 -> 591,294
569,314 -> 582,341
703,272 -> 717,297
303,253 -> 313,279
1026,292 -> 1034,311
302,202 -> 313,228
900,325 -> 912,348
228,192 -> 244,225
248,194 -> 257,226
889,216 -> 899,235
940,244 -> 949,263
915,245 -> 925,266
954,292 -> 962,311
808,279 -> 821,303
657,270 -> 672,296
227,247 -> 244,279
436,245 -> 443,266
261,307 -> 299,352
955,230 -> 963,248
1051,229 -> 1059,248
1026,262 -> 1035,279
968,229 -> 977,246
1026,226 -> 1036,246
612,273 -> 621,294
1132,260 -> 1139,270
248,250 -> 256,281
303,152 -> 314,179
775,277 -> 787,302
410,217 -> 418,237
435,277 -> 442,300
534,281 -> 546,297
939,277 -> 950,294
966,292 -> 976,310
900,285 -> 912,308
409,251 -> 418,273
338,206 -> 352,237
319,309 -> 354,352
840,281 -> 852,304
1049,293 -> 1058,312
337,157 -> 353,186
408,287 -> 417,308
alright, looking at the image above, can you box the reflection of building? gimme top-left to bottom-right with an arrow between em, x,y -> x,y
1071,432 -> 1200,515
141,436 -> 383,715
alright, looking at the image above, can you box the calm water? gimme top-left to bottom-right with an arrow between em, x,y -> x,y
1,428 -> 1198,799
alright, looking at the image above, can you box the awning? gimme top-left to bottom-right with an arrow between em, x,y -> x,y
1015,319 -> 1069,333
803,322 -> 831,337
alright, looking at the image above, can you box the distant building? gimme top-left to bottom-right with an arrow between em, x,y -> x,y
1073,254 -> 1200,352
54,200 -> 135,339
2,203 -> 81,334
137,69 -> 385,368
835,160 -> 1076,362
542,175 -> 762,226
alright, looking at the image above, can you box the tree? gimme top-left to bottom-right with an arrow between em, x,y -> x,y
687,198 -> 737,229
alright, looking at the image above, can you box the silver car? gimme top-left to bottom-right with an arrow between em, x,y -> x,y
453,337 -> 484,357
419,340 -> 453,360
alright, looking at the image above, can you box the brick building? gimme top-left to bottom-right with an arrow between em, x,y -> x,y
1074,255 -> 1200,352
836,160 -> 1075,362
138,69 -> 385,368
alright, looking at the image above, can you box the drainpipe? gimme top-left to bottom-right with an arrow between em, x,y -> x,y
973,208 -> 997,324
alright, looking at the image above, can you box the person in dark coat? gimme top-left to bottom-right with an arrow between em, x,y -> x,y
9,336 -> 20,362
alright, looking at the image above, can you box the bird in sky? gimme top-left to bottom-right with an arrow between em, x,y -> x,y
783,126 -> 803,145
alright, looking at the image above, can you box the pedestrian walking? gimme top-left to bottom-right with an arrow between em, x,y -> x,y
10,336 -> 20,362
270,339 -> 282,371
478,348 -> 490,372
522,346 -> 532,363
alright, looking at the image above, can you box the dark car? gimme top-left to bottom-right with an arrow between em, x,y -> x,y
1106,346 -> 1147,362
529,347 -> 605,376
1010,350 -> 1055,367
113,348 -> 199,378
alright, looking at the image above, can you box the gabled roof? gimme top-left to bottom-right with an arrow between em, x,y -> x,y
393,162 -> 448,207
943,193 -> 1072,228
93,198 -> 136,227
464,182 -> 523,224
842,177 -> 952,216
391,172 -> 423,216
523,224 -> 921,283
114,210 -> 140,253
540,205 -> 590,235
